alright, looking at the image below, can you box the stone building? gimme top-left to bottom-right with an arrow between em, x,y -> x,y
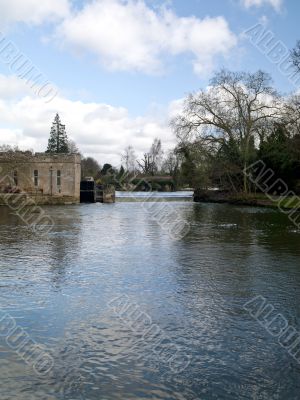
0,152 -> 81,204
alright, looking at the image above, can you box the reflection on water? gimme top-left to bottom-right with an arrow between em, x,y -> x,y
0,203 -> 300,399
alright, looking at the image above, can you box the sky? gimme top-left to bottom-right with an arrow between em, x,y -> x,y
0,0 -> 299,165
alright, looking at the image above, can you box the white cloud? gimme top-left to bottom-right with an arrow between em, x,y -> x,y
0,0 -> 70,28
55,0 -> 237,75
0,75 -> 31,99
242,0 -> 283,12
0,74 -> 175,166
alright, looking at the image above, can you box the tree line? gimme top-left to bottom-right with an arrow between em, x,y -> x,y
168,41 -> 300,195
3,40 -> 300,194
86,42 -> 300,194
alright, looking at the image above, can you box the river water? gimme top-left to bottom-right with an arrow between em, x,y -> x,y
0,201 -> 300,399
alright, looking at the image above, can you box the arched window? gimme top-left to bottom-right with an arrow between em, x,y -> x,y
34,170 -> 38,187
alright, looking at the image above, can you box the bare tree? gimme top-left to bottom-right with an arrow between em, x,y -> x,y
137,138 -> 164,175
291,41 -> 300,73
121,145 -> 136,172
150,138 -> 163,172
162,150 -> 180,176
283,95 -> 300,136
0,144 -> 19,152
137,153 -> 155,175
68,139 -> 80,154
172,69 -> 282,193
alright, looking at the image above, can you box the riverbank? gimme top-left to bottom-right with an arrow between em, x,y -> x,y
193,189 -> 300,210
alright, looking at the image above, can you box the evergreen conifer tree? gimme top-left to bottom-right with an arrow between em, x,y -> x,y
46,114 -> 69,153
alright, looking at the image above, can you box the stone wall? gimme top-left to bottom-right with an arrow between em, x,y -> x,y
0,194 -> 79,206
0,152 -> 81,204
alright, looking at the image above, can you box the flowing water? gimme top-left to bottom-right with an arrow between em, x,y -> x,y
0,201 -> 300,399
116,191 -> 193,201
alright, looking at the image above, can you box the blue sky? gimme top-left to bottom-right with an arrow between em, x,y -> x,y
0,0 -> 299,164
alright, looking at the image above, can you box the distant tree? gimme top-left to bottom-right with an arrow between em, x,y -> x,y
283,95 -> 300,136
137,153 -> 155,175
46,113 -> 69,153
291,41 -> 300,73
118,165 -> 125,177
137,138 -> 164,175
68,139 -> 80,154
99,163 -> 119,185
0,144 -> 19,152
101,163 -> 113,175
121,145 -> 136,172
162,150 -> 180,176
116,165 -> 127,186
176,143 -> 211,189
150,138 -> 163,172
81,157 -> 101,179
